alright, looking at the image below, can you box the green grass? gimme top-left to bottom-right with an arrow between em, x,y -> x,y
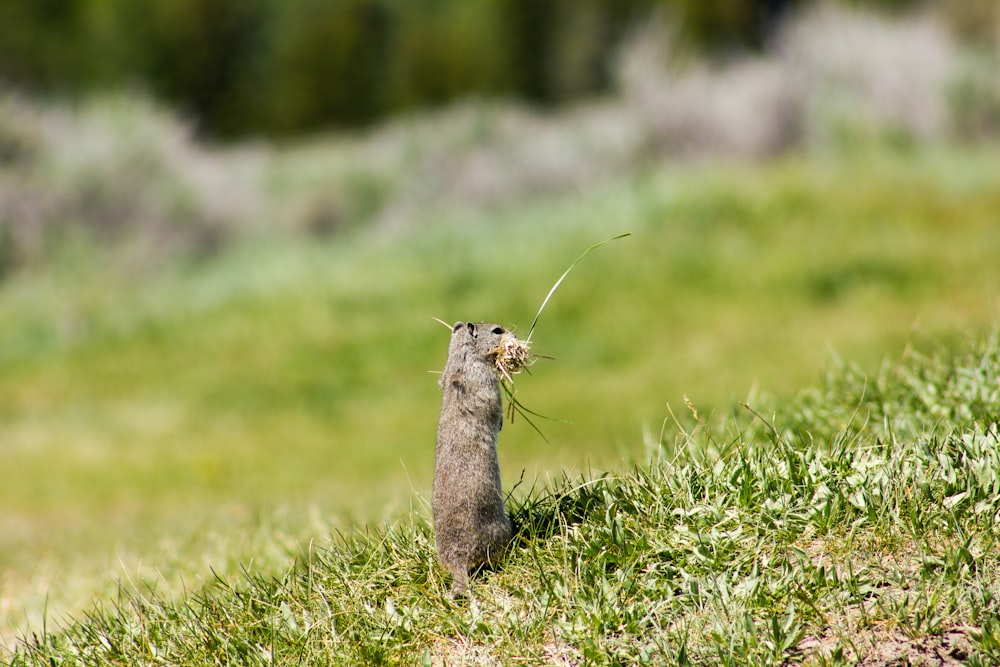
2,144 -> 1000,652
9,328 -> 1000,665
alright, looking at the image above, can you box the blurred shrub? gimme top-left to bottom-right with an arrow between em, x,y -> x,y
617,21 -> 804,158
779,3 -> 956,148
618,3 -> 980,156
0,94 -> 262,274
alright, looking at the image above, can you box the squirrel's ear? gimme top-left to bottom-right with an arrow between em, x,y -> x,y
466,322 -> 477,336
452,321 -> 463,332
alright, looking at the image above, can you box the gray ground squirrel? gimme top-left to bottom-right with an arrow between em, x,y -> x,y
433,321 -> 515,598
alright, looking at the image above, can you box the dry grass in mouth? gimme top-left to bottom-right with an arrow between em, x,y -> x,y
493,334 -> 535,384
493,333 -> 548,436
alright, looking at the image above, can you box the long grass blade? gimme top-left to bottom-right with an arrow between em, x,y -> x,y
526,232 -> 631,342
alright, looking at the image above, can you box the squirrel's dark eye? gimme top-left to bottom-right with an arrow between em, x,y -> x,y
492,327 -> 504,335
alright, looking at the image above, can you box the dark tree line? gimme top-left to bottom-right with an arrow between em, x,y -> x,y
0,0 -> 925,139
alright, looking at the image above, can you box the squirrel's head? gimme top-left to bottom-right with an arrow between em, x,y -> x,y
450,321 -> 510,359
442,321 -> 534,394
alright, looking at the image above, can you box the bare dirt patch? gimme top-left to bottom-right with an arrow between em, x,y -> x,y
800,628 -> 973,666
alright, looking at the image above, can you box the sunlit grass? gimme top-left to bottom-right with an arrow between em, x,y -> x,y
2,145 -> 1000,648
9,328 -> 1000,665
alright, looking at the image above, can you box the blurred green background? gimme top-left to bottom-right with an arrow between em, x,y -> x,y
3,0 -> 1000,651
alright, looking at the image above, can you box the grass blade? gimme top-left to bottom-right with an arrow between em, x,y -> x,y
526,232 -> 631,342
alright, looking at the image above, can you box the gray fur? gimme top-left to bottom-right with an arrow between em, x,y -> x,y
433,321 -> 514,598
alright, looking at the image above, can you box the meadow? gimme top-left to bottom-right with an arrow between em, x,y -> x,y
2,2 -> 1000,661
7,283 -> 1000,664
2,130 -> 1000,661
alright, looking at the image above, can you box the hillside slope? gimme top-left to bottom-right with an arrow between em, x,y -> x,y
10,331 -> 1000,666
